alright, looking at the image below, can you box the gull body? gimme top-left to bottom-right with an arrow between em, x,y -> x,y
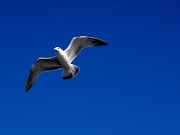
54,47 -> 73,76
25,36 -> 108,92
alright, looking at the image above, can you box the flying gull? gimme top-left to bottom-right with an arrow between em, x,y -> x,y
25,36 -> 108,92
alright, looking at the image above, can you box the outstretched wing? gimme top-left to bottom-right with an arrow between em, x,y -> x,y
65,36 -> 108,62
25,57 -> 61,92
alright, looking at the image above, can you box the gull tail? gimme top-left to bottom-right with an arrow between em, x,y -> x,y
62,64 -> 80,80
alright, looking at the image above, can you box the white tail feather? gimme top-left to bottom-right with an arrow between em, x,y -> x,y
62,64 -> 80,80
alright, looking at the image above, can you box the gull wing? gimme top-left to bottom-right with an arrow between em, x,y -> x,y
65,36 -> 108,62
25,57 -> 61,92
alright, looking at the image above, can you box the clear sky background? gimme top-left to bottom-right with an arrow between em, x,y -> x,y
0,0 -> 180,135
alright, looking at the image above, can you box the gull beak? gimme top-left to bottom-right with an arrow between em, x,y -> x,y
54,47 -> 57,51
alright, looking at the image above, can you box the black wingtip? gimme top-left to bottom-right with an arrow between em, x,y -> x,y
88,37 -> 108,46
25,83 -> 32,92
25,87 -> 29,92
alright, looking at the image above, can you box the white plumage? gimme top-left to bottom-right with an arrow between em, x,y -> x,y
25,36 -> 108,92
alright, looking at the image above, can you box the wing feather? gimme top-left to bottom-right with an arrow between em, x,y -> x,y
65,36 -> 108,62
25,56 -> 61,92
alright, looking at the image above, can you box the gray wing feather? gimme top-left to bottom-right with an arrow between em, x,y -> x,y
25,56 -> 61,92
65,36 -> 108,62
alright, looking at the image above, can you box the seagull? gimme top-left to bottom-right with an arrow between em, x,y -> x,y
25,36 -> 108,92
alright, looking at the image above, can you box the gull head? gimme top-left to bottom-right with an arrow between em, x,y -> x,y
54,47 -> 63,52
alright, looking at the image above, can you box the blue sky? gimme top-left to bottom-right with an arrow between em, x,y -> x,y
0,0 -> 180,135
